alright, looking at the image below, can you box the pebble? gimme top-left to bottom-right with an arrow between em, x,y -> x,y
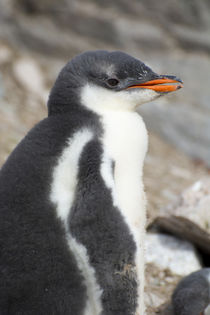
0,45 -> 12,64
145,232 -> 201,276
166,178 -> 210,232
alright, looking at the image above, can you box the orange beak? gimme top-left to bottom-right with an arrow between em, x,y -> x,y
127,77 -> 183,93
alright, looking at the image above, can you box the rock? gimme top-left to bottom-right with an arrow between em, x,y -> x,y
145,262 -> 180,315
156,303 -> 174,315
145,232 -> 201,276
145,291 -> 165,310
0,43 -> 13,64
150,178 -> 210,255
171,25 -> 210,53
167,179 -> 210,231
13,57 -> 48,101
0,73 -> 4,99
152,216 -> 210,256
139,53 -> 210,167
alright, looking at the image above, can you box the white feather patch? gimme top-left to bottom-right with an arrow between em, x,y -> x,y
50,128 -> 103,315
81,83 -> 158,113
50,129 -> 93,223
68,237 -> 103,315
100,154 -> 118,207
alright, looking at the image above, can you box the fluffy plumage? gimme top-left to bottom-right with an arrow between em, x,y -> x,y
172,268 -> 210,315
0,50 -> 182,315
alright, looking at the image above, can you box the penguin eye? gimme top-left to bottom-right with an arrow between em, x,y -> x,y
107,78 -> 119,87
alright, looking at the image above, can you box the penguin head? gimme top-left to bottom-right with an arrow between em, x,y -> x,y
48,50 -> 183,115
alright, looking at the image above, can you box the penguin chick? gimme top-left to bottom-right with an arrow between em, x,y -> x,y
0,50 -> 183,315
172,268 -> 210,315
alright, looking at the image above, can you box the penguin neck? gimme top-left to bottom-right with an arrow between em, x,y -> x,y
100,110 -> 148,229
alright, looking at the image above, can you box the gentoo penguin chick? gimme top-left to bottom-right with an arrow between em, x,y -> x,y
0,50 -> 183,315
172,268 -> 210,315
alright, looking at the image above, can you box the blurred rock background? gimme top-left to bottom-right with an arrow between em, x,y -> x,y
0,0 -> 210,314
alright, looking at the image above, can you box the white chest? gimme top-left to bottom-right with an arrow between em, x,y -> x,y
101,111 -> 148,314
101,111 -> 148,232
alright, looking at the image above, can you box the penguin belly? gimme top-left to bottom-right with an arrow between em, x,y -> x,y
101,110 -> 148,315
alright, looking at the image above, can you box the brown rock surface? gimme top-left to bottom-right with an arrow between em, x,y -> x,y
151,179 -> 210,255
